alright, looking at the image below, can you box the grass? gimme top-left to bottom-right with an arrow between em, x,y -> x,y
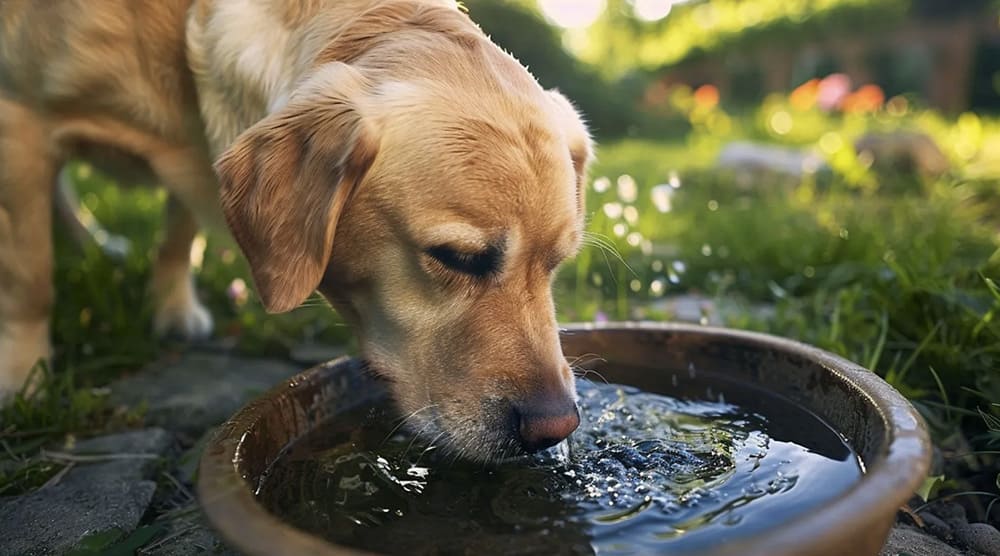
1,90 -> 999,523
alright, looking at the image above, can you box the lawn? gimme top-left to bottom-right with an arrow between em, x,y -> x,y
2,90 -> 999,520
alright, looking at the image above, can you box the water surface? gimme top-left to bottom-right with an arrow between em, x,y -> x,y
257,371 -> 862,555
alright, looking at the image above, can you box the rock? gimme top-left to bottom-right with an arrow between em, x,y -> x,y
716,141 -> 829,181
140,504 -> 239,556
916,510 -> 954,540
69,428 -> 173,456
0,428 -> 174,555
854,131 -> 949,177
955,523 -> 1000,555
0,467 -> 153,555
934,501 -> 970,529
880,524 -> 964,556
111,351 -> 301,435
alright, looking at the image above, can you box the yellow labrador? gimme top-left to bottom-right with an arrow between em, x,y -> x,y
0,0 -> 592,460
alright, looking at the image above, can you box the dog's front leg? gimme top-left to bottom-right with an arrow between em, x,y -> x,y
0,97 -> 55,397
149,194 -> 213,341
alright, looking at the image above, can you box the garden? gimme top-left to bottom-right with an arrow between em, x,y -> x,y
1,0 -> 999,554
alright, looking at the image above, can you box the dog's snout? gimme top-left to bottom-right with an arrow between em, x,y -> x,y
514,393 -> 580,453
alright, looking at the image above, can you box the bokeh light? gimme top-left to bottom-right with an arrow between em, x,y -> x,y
538,0 -> 605,29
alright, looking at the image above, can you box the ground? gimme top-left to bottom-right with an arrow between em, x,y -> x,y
1,97 -> 999,553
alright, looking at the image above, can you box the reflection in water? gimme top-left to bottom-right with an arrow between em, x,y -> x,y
257,376 -> 861,556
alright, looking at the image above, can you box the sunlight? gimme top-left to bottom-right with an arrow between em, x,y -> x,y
632,0 -> 675,22
538,0 -> 605,29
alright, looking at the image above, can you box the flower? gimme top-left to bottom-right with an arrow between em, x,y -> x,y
789,79 -> 820,111
841,84 -> 885,113
693,84 -> 720,110
817,74 -> 851,112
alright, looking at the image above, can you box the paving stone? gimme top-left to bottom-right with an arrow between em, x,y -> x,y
880,524 -> 966,556
111,351 -> 302,435
955,523 -> 1000,556
0,428 -> 172,556
139,505 -> 238,556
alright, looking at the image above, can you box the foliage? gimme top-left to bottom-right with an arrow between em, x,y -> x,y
462,0 -> 639,137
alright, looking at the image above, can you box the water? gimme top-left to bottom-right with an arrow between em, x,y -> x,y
256,373 -> 862,555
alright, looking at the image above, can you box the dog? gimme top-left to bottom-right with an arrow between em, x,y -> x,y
0,0 -> 593,461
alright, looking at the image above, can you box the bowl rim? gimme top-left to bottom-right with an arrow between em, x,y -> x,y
198,321 -> 931,556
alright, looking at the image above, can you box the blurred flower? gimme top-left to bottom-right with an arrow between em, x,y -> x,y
651,184 -> 674,212
817,73 -> 851,111
623,205 -> 639,224
789,78 -> 819,111
841,84 -> 884,113
886,95 -> 909,117
602,202 -> 623,219
616,174 -> 638,203
228,278 -> 249,307
769,110 -> 793,135
594,310 -> 608,323
693,84 -> 720,110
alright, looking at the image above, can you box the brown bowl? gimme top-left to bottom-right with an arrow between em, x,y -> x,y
198,322 -> 931,556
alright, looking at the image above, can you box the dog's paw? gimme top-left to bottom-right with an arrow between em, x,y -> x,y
0,322 -> 50,402
153,297 -> 214,341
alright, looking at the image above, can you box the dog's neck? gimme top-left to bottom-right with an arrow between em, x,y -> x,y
186,0 -> 462,157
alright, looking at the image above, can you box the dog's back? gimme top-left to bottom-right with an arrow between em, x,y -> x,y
0,0 -> 202,143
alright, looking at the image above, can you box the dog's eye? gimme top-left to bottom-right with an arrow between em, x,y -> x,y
425,245 -> 502,277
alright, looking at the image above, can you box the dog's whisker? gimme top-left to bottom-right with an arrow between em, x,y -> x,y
380,404 -> 438,446
415,430 -> 448,464
573,366 -> 610,385
401,418 -> 437,461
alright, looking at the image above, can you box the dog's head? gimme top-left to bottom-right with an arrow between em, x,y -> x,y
215,48 -> 592,462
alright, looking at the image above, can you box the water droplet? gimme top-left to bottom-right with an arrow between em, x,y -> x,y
613,223 -> 627,237
701,244 -> 713,256
651,260 -> 664,272
707,200 -> 719,211
593,176 -> 611,193
626,232 -> 642,247
629,279 -> 642,292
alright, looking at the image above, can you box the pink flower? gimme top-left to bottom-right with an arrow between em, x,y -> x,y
817,74 -> 851,112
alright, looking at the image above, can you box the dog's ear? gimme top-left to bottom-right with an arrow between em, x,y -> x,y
215,64 -> 378,313
546,90 -> 594,217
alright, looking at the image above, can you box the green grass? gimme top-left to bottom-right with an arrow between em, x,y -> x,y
1,94 -> 999,518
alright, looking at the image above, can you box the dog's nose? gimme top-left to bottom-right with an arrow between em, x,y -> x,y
514,394 -> 580,453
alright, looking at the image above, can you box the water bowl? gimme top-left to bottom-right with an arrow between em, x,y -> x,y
198,322 -> 931,556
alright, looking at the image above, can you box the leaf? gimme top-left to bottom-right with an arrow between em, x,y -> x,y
915,474 -> 944,502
